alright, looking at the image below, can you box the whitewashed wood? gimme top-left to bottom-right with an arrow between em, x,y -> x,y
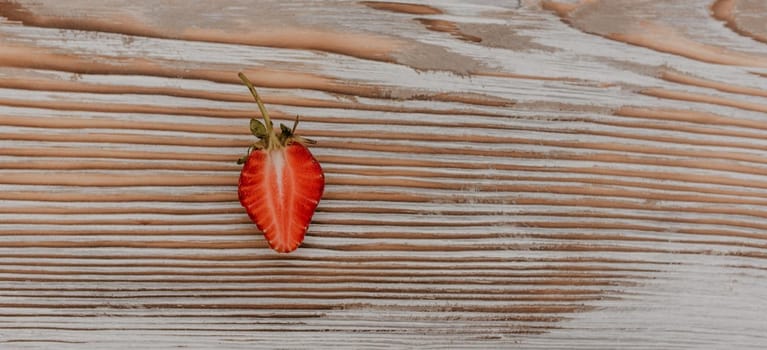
0,0 -> 766,348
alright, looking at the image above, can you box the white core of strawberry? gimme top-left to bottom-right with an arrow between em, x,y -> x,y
269,148 -> 286,200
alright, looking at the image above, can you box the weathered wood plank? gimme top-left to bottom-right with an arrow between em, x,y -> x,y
0,0 -> 766,348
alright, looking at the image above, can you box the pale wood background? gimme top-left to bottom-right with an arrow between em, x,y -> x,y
0,0 -> 766,348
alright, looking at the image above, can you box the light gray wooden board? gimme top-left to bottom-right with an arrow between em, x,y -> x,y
0,0 -> 766,348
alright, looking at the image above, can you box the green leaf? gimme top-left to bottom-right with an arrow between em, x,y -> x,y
292,115 -> 300,133
250,118 -> 267,138
280,123 -> 292,137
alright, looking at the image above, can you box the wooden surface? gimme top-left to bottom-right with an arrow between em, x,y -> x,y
1,0 -> 766,348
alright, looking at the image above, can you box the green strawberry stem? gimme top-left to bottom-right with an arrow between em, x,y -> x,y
238,72 -> 276,149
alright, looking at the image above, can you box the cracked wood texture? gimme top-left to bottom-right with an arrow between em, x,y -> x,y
0,0 -> 766,348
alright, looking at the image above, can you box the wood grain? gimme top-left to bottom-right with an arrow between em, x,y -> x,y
0,0 -> 766,348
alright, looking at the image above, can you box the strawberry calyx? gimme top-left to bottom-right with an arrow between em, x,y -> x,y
236,72 -> 314,164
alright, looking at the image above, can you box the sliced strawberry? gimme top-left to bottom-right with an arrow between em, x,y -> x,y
236,73 -> 325,253
239,143 -> 324,253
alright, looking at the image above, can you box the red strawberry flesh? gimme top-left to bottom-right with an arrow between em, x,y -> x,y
238,144 -> 324,253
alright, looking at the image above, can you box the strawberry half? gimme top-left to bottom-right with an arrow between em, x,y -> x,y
236,72 -> 325,253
